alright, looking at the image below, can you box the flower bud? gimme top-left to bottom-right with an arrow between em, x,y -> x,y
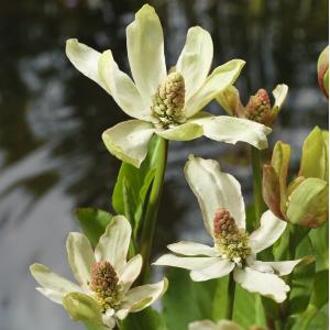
317,46 -> 329,98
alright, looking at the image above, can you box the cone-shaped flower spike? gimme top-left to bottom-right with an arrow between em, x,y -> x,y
30,216 -> 167,329
154,156 -> 302,303
263,127 -> 329,227
66,4 -> 271,167
216,84 -> 288,127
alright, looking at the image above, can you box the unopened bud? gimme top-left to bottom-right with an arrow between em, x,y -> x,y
317,46 -> 329,99
245,89 -> 274,126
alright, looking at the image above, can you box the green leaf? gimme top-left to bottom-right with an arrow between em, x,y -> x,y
162,268 -> 221,330
112,135 -> 163,238
309,222 -> 329,271
75,208 -> 112,247
121,307 -> 167,330
233,285 -> 267,328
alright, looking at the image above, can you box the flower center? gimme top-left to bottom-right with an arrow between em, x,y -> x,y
151,72 -> 186,129
90,261 -> 122,311
213,208 -> 251,264
245,89 -> 272,125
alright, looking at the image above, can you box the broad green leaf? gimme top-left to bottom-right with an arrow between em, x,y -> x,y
309,222 -> 329,271
122,307 -> 167,330
75,208 -> 112,247
298,127 -> 328,180
162,268 -> 220,330
286,178 -> 328,227
112,135 -> 163,238
233,285 -> 267,328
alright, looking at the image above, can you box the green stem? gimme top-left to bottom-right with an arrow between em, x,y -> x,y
140,137 -> 168,282
251,147 -> 266,228
226,273 -> 236,320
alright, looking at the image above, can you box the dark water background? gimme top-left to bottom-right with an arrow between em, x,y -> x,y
0,0 -> 328,329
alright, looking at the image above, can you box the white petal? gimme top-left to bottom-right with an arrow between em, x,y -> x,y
249,210 -> 287,253
119,254 -> 143,292
30,263 -> 81,304
155,121 -> 203,141
176,26 -> 213,99
189,320 -> 242,330
167,241 -> 218,256
153,254 -> 220,270
66,232 -> 95,288
190,259 -> 235,282
189,320 -> 217,330
260,259 -> 302,276
98,50 -> 151,120
102,309 -> 117,329
184,155 -> 246,235
95,216 -> 131,270
272,84 -> 288,111
66,39 -> 106,90
233,267 -> 290,303
123,278 -> 168,312
126,4 -> 166,100
185,59 -> 245,118
102,120 -> 155,168
193,115 -> 271,150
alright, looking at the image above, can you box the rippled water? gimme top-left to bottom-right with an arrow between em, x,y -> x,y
0,0 -> 328,329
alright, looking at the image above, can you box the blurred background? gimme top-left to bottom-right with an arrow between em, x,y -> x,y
0,0 -> 328,329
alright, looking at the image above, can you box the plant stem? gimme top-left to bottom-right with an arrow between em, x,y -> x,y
251,146 -> 266,227
226,273 -> 236,320
140,137 -> 168,282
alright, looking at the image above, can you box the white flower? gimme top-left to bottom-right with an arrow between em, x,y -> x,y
30,216 -> 167,329
154,156 -> 301,303
66,4 -> 271,168
189,319 -> 242,330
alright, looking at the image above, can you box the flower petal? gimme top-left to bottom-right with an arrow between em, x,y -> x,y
193,115 -> 271,150
190,259 -> 235,282
119,254 -> 143,292
153,254 -> 220,270
123,278 -> 168,312
63,292 -> 103,325
102,120 -> 155,168
98,50 -> 151,120
184,155 -> 246,235
189,320 -> 218,330
66,232 -> 95,288
176,26 -> 213,99
260,259 -> 302,276
66,39 -> 106,90
30,263 -> 81,304
95,216 -> 131,271
167,241 -> 218,256
189,320 -> 242,330
233,267 -> 290,303
249,210 -> 287,253
126,4 -> 166,100
272,84 -> 288,112
156,121 -> 203,141
185,59 -> 245,118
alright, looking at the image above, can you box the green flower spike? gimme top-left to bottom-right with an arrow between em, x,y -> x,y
30,216 -> 167,329
263,127 -> 329,227
66,4 -> 272,168
216,84 -> 288,127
